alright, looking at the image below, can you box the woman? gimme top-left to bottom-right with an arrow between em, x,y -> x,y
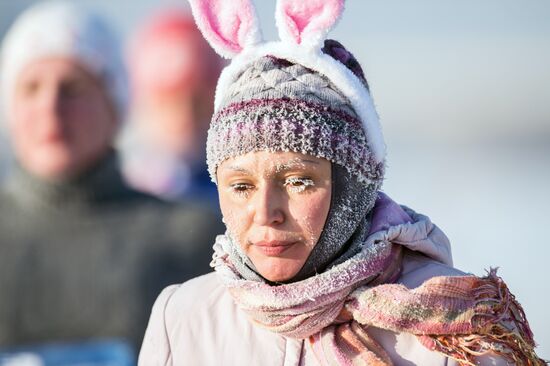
139,0 -> 544,365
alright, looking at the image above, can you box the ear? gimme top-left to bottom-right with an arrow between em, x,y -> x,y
188,0 -> 262,59
275,0 -> 344,49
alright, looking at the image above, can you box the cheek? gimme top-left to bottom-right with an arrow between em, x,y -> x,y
218,192 -> 250,240
65,98 -> 114,149
9,112 -> 35,152
290,192 -> 331,241
67,100 -> 101,132
10,100 -> 32,133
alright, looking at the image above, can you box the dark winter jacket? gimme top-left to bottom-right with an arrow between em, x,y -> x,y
0,152 -> 223,351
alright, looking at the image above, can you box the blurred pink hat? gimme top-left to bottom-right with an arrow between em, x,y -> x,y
128,9 -> 223,98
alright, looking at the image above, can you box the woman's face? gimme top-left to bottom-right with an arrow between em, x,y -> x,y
217,151 -> 332,282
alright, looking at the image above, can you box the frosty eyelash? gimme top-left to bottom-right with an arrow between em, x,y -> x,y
284,177 -> 315,193
230,183 -> 253,197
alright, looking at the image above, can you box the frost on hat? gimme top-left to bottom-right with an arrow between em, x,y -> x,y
0,0 -> 128,118
188,0 -> 386,187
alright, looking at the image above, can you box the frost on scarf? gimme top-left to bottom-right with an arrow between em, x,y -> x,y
212,207 -> 546,366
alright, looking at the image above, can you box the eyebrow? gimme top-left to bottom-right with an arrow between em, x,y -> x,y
222,158 -> 319,175
223,165 -> 252,175
275,159 -> 320,171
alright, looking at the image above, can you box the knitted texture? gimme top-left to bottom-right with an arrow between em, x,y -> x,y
214,231 -> 545,365
220,56 -> 356,116
207,53 -> 384,186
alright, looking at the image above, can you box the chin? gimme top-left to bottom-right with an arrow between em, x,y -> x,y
28,155 -> 75,180
255,258 -> 302,283
263,273 -> 293,283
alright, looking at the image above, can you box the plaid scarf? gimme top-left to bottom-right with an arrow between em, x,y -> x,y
212,232 -> 544,365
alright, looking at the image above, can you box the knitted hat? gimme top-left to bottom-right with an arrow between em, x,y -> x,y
0,0 -> 127,118
189,0 -> 386,281
189,0 -> 386,186
207,48 -> 383,188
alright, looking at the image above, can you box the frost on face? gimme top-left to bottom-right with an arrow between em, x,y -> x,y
216,157 -> 380,284
284,177 -> 315,193
216,153 -> 332,282
208,56 -> 385,283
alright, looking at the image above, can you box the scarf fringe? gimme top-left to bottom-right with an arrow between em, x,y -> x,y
421,269 -> 547,365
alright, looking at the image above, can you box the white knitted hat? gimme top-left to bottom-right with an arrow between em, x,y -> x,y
0,0 -> 128,119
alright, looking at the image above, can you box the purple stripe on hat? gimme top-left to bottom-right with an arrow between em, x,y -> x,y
206,97 -> 384,187
215,98 -> 364,132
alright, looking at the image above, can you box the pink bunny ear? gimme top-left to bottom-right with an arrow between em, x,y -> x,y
188,0 -> 262,59
276,0 -> 344,48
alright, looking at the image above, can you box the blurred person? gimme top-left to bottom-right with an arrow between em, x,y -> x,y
139,1 -> 545,365
120,9 -> 223,203
0,132 -> 10,182
0,0 -> 222,357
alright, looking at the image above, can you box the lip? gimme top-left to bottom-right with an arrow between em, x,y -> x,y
40,131 -> 65,144
252,240 -> 297,256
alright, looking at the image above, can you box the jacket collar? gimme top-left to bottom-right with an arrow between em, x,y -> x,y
4,150 -> 130,214
366,197 -> 453,267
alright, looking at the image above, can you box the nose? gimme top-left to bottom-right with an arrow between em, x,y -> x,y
35,86 -> 64,132
30,82 -> 62,120
40,86 -> 62,116
251,183 -> 285,226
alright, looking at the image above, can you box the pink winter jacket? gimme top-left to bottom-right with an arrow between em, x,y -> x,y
138,209 -> 509,366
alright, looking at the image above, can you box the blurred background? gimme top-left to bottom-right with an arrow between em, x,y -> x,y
1,0 -> 548,359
